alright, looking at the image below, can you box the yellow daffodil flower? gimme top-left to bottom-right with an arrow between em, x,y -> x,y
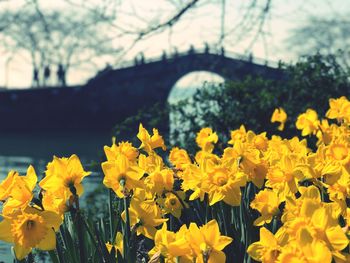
149,223 -> 191,262
39,155 -> 90,199
327,171 -> 350,203
266,155 -> 301,199
222,141 -> 264,188
102,154 -> 144,198
122,198 -> 167,239
169,147 -> 192,172
247,131 -> 269,151
157,191 -> 187,219
144,168 -> 174,195
0,207 -> 62,260
283,198 -> 349,260
247,227 -> 281,262
250,189 -> 280,226
0,170 -> 17,201
104,141 -> 139,163
316,119 -> 333,145
326,140 -> 350,165
181,160 -> 208,202
41,189 -> 67,216
187,219 -> 232,263
326,96 -> 350,123
296,109 -> 320,136
137,123 -> 166,153
228,125 -> 247,145
271,107 -> 287,131
201,164 -> 246,206
138,152 -> 164,175
196,127 -> 218,153
1,166 -> 37,215
105,232 -> 123,256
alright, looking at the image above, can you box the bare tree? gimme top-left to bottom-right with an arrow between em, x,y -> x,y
61,0 -> 274,58
0,0 -> 275,87
0,0 -> 119,87
288,15 -> 350,69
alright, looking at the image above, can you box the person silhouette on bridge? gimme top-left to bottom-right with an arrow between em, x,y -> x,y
248,53 -> 254,63
43,65 -> 51,86
188,45 -> 195,55
204,43 -> 209,54
162,50 -> 167,61
221,46 -> 225,56
173,48 -> 179,58
140,53 -> 145,64
57,64 -> 66,86
32,67 -> 39,88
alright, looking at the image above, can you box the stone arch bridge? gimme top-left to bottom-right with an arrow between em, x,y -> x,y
0,50 -> 282,132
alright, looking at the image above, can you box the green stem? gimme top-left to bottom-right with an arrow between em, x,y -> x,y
194,200 -> 204,225
220,202 -> 229,236
91,222 -> 114,263
272,217 -> 278,234
211,202 -> 217,221
108,189 -> 115,242
123,195 -> 131,260
81,217 -> 110,262
55,225 -> 79,263
128,224 -> 139,263
48,250 -> 60,263
202,253 -> 209,263
169,215 -> 174,232
73,196 -> 86,263
239,200 -> 245,244
205,194 -> 211,223
77,214 -> 86,262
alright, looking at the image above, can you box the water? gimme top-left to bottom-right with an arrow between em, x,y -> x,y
0,131 -> 110,263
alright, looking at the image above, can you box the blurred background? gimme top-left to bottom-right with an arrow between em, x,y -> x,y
0,0 -> 349,158
1,0 -> 350,88
1,0 -> 350,261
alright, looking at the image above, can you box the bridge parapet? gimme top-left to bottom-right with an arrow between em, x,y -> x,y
115,45 -> 280,70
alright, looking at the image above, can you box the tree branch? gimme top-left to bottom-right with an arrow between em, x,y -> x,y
135,0 -> 200,41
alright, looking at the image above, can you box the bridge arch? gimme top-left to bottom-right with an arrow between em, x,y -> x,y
167,70 -> 225,104
168,71 -> 225,144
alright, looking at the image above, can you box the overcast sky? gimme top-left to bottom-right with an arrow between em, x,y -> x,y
0,0 -> 349,88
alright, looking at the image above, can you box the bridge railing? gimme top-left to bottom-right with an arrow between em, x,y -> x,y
224,50 -> 280,68
114,46 -> 280,70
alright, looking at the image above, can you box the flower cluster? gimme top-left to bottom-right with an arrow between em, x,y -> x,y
248,96 -> 350,262
0,155 -> 90,259
1,96 -> 350,262
100,97 -> 350,262
102,124 -> 233,262
149,220 -> 232,263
